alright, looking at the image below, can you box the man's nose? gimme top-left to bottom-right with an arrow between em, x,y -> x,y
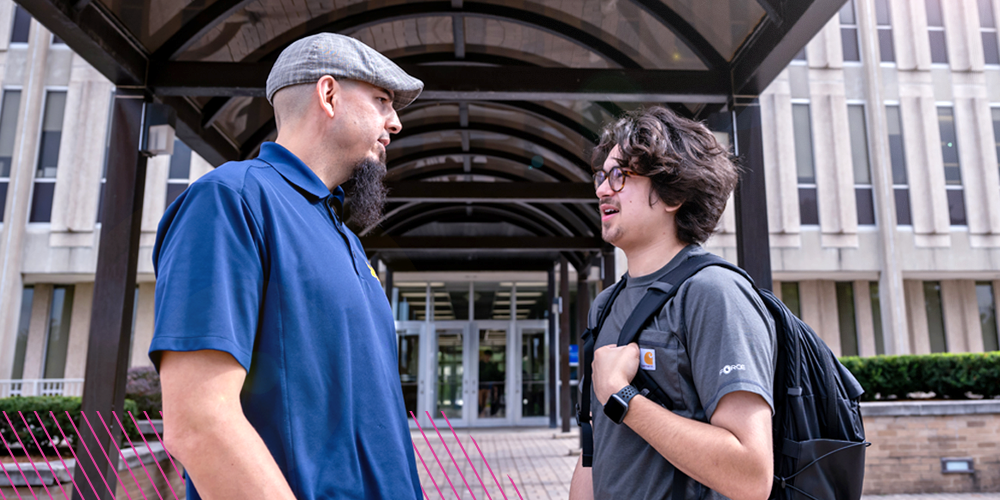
595,174 -> 614,198
386,109 -> 402,134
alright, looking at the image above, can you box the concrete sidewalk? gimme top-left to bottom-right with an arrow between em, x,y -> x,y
411,427 -> 1000,500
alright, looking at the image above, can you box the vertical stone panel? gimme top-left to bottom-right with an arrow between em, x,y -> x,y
49,55 -> 113,235
22,283 -> 52,380
897,85 -> 951,247
189,151 -> 212,182
951,86 -> 1000,246
854,280 -> 878,357
942,0 -> 981,72
809,83 -> 859,247
0,0 -> 13,52
64,282 -> 92,378
808,16 -> 844,69
941,279 -> 969,352
905,279 -> 931,354
141,154 -> 170,233
761,73 -> 801,247
888,0 -> 933,70
801,280 -> 842,354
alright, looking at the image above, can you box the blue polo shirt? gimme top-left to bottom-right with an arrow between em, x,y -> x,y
150,142 -> 421,500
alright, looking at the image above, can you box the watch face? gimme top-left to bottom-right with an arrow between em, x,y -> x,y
604,395 -> 627,423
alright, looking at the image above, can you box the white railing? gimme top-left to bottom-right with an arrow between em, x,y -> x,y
0,378 -> 85,398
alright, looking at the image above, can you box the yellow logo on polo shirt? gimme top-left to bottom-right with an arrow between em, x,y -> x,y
367,262 -> 380,282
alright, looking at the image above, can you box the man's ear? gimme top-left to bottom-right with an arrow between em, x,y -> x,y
316,75 -> 338,119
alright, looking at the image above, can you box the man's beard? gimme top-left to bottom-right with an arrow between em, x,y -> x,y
343,156 -> 388,229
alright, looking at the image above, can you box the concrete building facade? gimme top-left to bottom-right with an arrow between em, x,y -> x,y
0,0 -> 997,418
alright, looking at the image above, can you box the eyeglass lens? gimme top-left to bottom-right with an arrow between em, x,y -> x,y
593,168 -> 625,192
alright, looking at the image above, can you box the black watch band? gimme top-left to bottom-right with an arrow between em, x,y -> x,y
603,385 -> 640,424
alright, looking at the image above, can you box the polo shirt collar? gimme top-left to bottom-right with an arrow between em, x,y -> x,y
258,142 -> 345,205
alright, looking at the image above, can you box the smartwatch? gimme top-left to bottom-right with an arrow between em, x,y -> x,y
603,385 -> 640,424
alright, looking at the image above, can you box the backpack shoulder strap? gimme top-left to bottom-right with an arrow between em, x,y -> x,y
579,275 -> 627,467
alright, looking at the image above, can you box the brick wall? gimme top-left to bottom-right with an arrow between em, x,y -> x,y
862,402 -> 1000,495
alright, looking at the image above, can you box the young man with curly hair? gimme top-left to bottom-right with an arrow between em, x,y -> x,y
569,106 -> 777,500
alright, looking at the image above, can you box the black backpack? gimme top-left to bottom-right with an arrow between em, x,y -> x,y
578,253 -> 870,500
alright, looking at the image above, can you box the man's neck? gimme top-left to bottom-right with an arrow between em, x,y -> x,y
276,129 -> 348,191
623,234 -> 688,278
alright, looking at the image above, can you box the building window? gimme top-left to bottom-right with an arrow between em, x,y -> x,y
166,138 -> 192,208
875,0 -> 895,62
42,285 -> 74,379
924,281 -> 948,353
848,104 -> 875,225
29,90 -> 67,223
977,282 -> 998,352
0,89 -> 21,222
926,0 -> 948,64
10,6 -> 30,45
980,0 -> 1000,65
937,107 -> 966,226
886,105 -> 912,225
840,0 -> 861,62
11,286 -> 34,379
792,103 -> 819,225
870,281 -> 885,355
836,282 -> 859,357
780,282 -> 802,318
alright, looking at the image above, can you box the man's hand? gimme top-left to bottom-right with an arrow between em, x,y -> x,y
592,342 -> 640,405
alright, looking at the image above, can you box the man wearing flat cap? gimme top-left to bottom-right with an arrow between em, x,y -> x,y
149,34 -> 424,499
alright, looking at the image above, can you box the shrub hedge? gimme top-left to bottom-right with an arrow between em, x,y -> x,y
840,352 -> 1000,401
126,366 -> 162,415
0,396 -> 141,455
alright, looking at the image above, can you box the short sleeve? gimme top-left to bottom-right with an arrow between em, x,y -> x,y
682,267 -> 775,421
149,180 -> 265,372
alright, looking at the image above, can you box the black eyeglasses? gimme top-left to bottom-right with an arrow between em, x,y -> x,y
593,166 -> 634,192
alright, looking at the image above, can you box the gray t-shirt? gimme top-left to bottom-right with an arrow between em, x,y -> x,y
588,245 -> 776,500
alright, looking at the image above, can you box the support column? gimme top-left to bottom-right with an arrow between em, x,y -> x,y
601,249 -> 615,291
547,265 -> 557,428
559,256 -> 571,432
857,0 -> 910,354
0,19 -> 51,378
732,98 -> 773,290
72,88 -> 150,500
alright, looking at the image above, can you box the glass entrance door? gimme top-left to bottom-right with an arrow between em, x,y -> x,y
473,323 -> 509,424
395,322 -> 422,420
434,324 -> 467,424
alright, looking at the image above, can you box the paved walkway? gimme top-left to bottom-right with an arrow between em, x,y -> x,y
411,427 -> 1000,500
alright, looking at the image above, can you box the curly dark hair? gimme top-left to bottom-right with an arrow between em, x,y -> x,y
592,106 -> 739,245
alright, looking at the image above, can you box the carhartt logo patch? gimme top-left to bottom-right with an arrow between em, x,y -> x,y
640,348 -> 655,370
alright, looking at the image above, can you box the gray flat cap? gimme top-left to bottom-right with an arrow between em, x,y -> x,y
266,33 -> 423,110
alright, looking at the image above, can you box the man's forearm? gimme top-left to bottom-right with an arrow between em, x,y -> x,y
170,416 -> 296,500
622,396 -> 771,500
568,455 -> 594,500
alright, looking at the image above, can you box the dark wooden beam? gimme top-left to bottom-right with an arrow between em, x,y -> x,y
360,236 -> 603,251
384,182 -> 595,203
148,63 -> 729,103
388,147 -> 572,182
394,121 -> 589,166
547,265 -> 557,428
152,0 -> 257,60
732,99 -> 773,290
398,99 -> 601,144
730,0 -> 847,96
72,89 -> 149,500
380,258 -> 558,272
19,0 -> 146,85
160,96 -> 239,166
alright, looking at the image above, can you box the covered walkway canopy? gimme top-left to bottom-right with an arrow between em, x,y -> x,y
17,0 -> 846,497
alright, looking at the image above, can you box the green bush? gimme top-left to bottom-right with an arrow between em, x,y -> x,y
840,352 -> 1000,401
0,396 -> 141,455
126,366 -> 162,415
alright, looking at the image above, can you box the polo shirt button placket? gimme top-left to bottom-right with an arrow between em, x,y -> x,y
325,197 -> 361,277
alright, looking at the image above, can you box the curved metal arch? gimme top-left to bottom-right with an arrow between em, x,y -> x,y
377,203 -> 579,239
628,0 -> 727,70
398,100 -> 601,145
379,205 -> 558,238
387,147 -> 575,182
382,45 -> 562,68
393,121 -> 590,172
388,166 -> 535,183
241,2 -> 643,68
153,0 -> 257,60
